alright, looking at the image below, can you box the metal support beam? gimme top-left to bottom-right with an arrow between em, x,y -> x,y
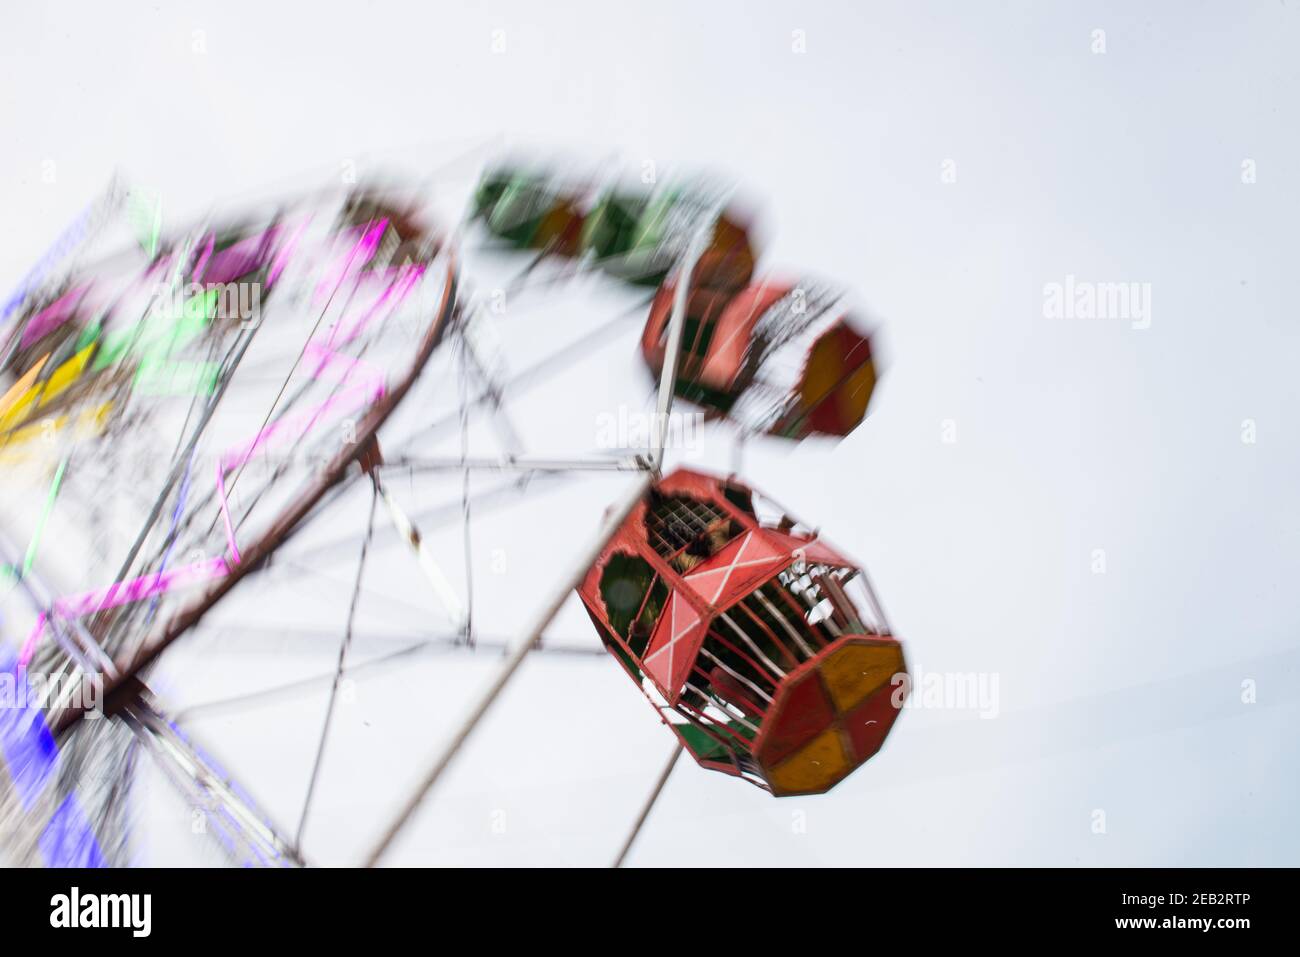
651,210 -> 722,474
125,699 -> 304,867
613,742 -> 682,868
382,454 -> 646,473
363,470 -> 653,866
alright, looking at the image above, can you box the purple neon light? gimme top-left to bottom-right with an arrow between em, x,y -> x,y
0,654 -> 106,866
40,794 -> 106,867
203,226 -> 282,286
0,665 -> 58,808
1,199 -> 94,324
189,232 -> 215,285
19,283 -> 92,348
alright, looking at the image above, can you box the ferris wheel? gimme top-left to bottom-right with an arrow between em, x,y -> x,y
0,151 -> 904,868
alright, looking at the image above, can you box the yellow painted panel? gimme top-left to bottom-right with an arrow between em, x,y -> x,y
797,338 -> 876,433
1,345 -> 97,431
821,640 -> 904,715
0,401 -> 113,462
836,360 -> 876,430
38,344 -> 95,408
0,389 -> 39,431
0,354 -> 50,425
797,335 -> 844,408
765,728 -> 851,796
0,355 -> 49,414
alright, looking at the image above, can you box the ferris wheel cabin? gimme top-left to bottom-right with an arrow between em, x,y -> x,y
641,277 -> 879,440
578,468 -> 907,796
471,166 -> 757,289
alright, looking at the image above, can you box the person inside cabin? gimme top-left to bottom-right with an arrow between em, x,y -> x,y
670,522 -> 732,574
628,618 -> 652,658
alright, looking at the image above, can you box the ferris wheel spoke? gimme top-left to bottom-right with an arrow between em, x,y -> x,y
386,296 -> 649,451
294,478 -> 378,853
124,697 -> 304,867
455,311 -> 524,456
202,212 -> 429,554
127,313 -> 337,566
294,467 -> 585,571
225,356 -> 375,540
172,636 -> 463,723
379,453 -> 646,474
456,342 -> 476,647
213,244 -> 374,532
258,553 -> 456,623
613,742 -> 682,869
149,269 -> 418,590
373,472 -> 466,633
93,320 -> 264,644
363,469 -> 653,866
0,524 -> 117,678
206,255 -> 433,554
650,206 -> 722,473
170,632 -> 605,725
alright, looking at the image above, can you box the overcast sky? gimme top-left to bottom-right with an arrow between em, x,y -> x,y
2,0 -> 1298,866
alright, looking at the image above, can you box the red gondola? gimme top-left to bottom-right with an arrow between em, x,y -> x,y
578,468 -> 907,796
641,277 -> 878,439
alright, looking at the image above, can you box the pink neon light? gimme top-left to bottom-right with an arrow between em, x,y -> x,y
17,217 -> 419,666
214,462 -> 242,565
213,217 -> 403,564
324,262 -> 426,351
268,217 -> 312,288
17,557 -> 230,666
313,220 -> 387,306
57,557 -> 229,618
219,379 -> 380,477
17,615 -> 47,668
302,342 -> 386,391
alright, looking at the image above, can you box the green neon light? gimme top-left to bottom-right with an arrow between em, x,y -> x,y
0,458 -> 67,595
23,457 -> 67,578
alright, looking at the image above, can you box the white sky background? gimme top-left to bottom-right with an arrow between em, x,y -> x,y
1,1 -> 1298,865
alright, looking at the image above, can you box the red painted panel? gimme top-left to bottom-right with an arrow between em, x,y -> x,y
642,591 -> 706,699
842,681 -> 906,763
681,530 -> 786,611
755,668 -> 834,768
